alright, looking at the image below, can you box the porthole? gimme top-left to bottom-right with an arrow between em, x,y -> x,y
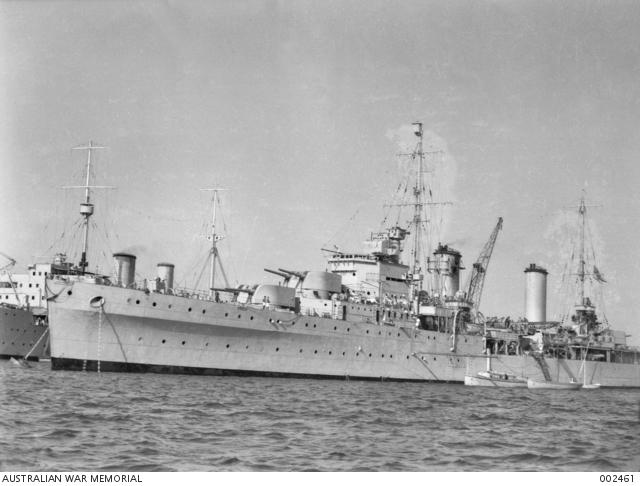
138,337 -> 142,341
347,328 -> 350,332
224,312 -> 228,317
342,351 -> 345,356
168,304 -> 172,309
333,326 -> 337,330
368,353 -> 372,357
226,344 -> 230,349
152,302 -> 157,307
67,290 -> 72,296
313,324 -> 316,328
397,333 -> 400,337
136,300 -> 140,304
328,351 -> 332,355
202,310 -> 206,314
205,343 -> 209,347
433,357 -> 437,361
381,354 -> 385,358
305,323 -> 309,327
366,330 -> 369,334
390,354 -> 393,358
188,307 -> 192,312
237,314 -> 241,318
378,331 -> 381,335
299,349 -> 303,353
356,352 -> 359,357
182,341 -> 186,345
276,347 -> 279,352
161,339 -> 166,344
406,355 -> 409,359
250,316 -> 254,320
314,350 -> 318,354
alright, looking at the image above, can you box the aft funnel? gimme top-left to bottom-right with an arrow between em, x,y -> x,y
157,262 -> 175,291
524,263 -> 547,322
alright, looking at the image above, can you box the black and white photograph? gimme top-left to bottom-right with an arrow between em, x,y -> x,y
1,0 -> 639,476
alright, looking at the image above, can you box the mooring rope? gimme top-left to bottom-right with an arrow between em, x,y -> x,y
23,327 -> 49,361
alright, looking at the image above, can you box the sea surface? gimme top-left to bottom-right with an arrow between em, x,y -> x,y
1,360 -> 638,472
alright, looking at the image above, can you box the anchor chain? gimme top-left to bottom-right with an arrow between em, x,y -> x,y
97,303 -> 103,374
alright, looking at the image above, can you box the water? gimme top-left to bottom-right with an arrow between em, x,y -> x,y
1,361 -> 638,471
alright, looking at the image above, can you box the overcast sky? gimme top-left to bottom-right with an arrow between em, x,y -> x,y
1,1 -> 639,344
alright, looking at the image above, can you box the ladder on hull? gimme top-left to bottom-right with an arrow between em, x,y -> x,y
532,352 -> 552,382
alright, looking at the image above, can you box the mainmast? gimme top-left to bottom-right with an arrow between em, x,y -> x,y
578,196 -> 586,305
70,141 -> 106,274
410,122 -> 425,287
200,188 -> 227,297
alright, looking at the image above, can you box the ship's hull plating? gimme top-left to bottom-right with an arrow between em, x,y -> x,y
48,281 -> 640,387
0,305 -> 49,360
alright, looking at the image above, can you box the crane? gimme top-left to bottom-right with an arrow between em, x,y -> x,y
0,251 -> 16,272
465,217 -> 503,314
0,251 -> 22,305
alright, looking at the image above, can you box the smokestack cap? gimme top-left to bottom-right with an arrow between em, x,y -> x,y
113,252 -> 137,260
524,263 -> 548,275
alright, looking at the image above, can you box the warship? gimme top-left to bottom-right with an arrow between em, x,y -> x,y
45,125 -> 640,386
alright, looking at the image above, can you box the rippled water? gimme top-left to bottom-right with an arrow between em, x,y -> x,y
1,361 -> 638,471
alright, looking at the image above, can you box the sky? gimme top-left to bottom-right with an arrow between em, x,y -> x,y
1,0 -> 639,344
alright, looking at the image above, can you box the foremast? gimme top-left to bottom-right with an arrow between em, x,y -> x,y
405,122 -> 451,302
68,141 -> 108,274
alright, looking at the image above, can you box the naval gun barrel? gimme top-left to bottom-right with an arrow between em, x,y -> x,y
278,268 -> 306,279
264,268 -> 290,278
211,286 -> 255,294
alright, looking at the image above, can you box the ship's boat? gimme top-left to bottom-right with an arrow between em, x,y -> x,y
44,129 -> 640,386
527,378 -> 581,390
582,383 -> 601,390
464,371 -> 527,388
464,351 -> 527,387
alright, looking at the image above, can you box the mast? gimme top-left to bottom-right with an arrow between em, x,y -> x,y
200,188 -> 226,297
70,141 -> 106,274
410,122 -> 424,288
578,195 -> 586,305
386,122 -> 451,301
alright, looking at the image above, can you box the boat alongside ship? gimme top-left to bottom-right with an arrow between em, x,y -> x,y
44,126 -> 640,386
